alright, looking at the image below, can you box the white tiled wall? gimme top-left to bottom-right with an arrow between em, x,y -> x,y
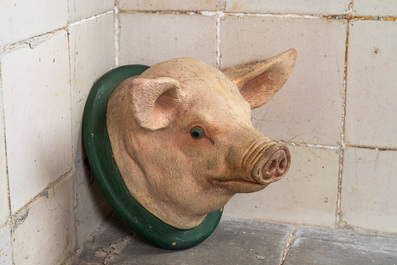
12,174 -> 75,265
225,145 -> 340,227
0,81 -> 9,227
0,225 -> 12,264
0,0 -> 68,45
1,1 -> 397,264
0,1 -> 115,264
69,0 -> 114,22
220,16 -> 346,146
69,12 -> 115,163
74,161 -> 111,246
346,20 -> 397,149
342,148 -> 397,233
119,13 -> 217,66
353,0 -> 397,17
2,31 -> 72,213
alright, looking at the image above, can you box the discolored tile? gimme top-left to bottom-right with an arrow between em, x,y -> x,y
341,148 -> 397,233
224,145 -> 340,227
345,20 -> 397,149
221,16 -> 346,146
119,13 -> 217,67
2,31 -> 72,213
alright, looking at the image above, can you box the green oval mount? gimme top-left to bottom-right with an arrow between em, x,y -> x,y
83,65 -> 223,250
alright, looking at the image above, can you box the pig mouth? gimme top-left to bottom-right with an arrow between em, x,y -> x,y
210,178 -> 270,193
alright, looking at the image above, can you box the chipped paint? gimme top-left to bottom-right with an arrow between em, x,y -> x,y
12,207 -> 30,230
279,227 -> 296,265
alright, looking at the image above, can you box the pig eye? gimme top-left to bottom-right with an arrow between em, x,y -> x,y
190,127 -> 204,139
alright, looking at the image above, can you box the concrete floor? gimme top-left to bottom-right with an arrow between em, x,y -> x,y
65,213 -> 397,265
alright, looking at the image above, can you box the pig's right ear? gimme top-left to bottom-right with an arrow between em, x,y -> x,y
221,49 -> 297,109
128,77 -> 186,131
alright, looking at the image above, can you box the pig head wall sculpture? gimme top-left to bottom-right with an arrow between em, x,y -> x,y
105,49 -> 297,230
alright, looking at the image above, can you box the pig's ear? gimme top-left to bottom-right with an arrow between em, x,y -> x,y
221,49 -> 297,109
128,77 -> 186,131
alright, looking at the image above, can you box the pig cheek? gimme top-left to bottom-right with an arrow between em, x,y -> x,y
149,144 -> 193,197
149,134 -> 201,193
190,149 -> 229,188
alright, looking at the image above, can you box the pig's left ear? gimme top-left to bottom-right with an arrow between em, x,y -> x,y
129,77 -> 186,131
221,49 -> 297,109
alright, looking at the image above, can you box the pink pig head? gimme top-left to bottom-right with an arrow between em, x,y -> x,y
107,49 -> 297,229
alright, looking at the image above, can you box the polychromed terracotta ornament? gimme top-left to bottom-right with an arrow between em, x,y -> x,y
83,49 -> 297,250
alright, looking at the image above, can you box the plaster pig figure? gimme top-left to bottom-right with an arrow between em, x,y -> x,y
107,49 -> 297,229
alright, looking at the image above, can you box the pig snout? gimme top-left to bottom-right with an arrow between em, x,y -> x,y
245,142 -> 291,185
259,146 -> 291,182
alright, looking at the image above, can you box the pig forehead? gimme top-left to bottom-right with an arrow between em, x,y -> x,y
181,81 -> 252,126
177,72 -> 251,117
140,57 -> 252,119
140,57 -> 246,101
140,57 -> 236,92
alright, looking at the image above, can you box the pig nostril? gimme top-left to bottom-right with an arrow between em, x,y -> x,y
279,157 -> 287,171
266,160 -> 277,175
260,149 -> 290,181
251,144 -> 291,184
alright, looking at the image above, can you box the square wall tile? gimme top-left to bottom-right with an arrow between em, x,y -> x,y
119,13 -> 217,66
69,0 -> 114,22
341,148 -> 397,233
221,16 -> 347,146
0,85 -> 9,227
224,145 -> 340,227
0,0 -> 68,45
74,161 -> 111,246
118,0 -> 221,11
0,225 -> 12,265
1,31 -> 72,213
12,173 -> 76,265
69,13 -> 115,163
223,0 -> 351,15
353,0 -> 397,17
345,21 -> 397,149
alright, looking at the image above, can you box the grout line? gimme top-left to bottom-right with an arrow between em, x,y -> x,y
215,12 -> 222,68
352,15 -> 397,21
0,61 -> 11,219
10,169 -> 73,220
117,9 -> 397,21
225,12 -> 326,20
0,61 -> 15,265
335,0 -> 353,228
65,0 -> 81,253
66,9 -> 80,252
71,161 -> 80,250
335,149 -> 345,228
114,6 -> 120,67
287,142 -> 341,150
1,30 -> 63,54
68,10 -> 114,27
66,21 -> 74,167
279,227 -> 296,265
286,141 -> 397,152
1,10 -> 114,54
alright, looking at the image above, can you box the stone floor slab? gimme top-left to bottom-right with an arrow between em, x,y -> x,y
65,213 -> 397,265
284,226 -> 397,265
65,214 -> 292,265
